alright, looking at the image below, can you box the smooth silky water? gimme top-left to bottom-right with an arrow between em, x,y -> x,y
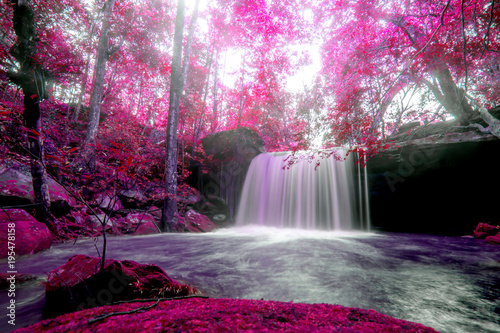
237,152 -> 357,230
2,153 -> 499,332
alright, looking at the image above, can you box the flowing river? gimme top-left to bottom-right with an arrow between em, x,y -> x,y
1,226 -> 499,333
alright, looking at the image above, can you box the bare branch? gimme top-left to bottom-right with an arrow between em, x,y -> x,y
87,299 -> 161,324
461,0 -> 468,91
382,0 -> 452,104
421,78 -> 447,107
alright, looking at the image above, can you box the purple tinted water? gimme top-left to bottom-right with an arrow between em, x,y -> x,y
1,227 -> 499,333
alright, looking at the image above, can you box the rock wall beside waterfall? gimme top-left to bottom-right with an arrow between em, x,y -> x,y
367,128 -> 500,235
196,127 -> 265,222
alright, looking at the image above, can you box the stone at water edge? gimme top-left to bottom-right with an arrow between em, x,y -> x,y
124,212 -> 160,235
473,222 -> 500,239
44,254 -> 195,318
0,273 -> 39,288
184,209 -> 218,232
485,233 -> 500,245
0,209 -> 52,258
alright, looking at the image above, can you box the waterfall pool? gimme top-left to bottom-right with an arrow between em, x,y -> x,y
1,226 -> 499,333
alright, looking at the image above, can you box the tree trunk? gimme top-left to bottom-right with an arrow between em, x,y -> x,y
211,55 -> 219,133
237,64 -> 245,128
433,65 -> 474,124
160,0 -> 200,231
161,0 -> 186,231
180,0 -> 200,91
73,15 -> 98,122
387,15 -> 475,124
9,0 -> 55,230
191,52 -> 213,160
85,0 -> 115,145
147,105 -> 156,126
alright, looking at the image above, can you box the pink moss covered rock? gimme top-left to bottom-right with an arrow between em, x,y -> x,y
473,222 -> 500,239
133,220 -> 160,235
124,212 -> 160,235
44,254 -> 195,318
0,209 -> 52,258
184,209 -> 218,232
485,233 -> 500,245
0,165 -> 76,214
14,298 -> 438,333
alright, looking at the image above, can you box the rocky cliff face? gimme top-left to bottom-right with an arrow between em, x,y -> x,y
367,110 -> 500,235
195,127 -> 265,223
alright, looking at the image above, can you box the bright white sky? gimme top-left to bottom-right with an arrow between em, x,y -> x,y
184,0 -> 321,93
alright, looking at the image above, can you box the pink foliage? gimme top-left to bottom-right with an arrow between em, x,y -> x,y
1,0 -> 498,173
14,298 -> 438,333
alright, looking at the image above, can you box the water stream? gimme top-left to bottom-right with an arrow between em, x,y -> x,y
1,227 -> 499,333
236,152 -> 364,230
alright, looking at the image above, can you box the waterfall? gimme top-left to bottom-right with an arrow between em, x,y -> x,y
236,151 -> 369,230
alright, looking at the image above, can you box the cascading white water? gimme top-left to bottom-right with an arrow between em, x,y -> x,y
236,151 -> 362,230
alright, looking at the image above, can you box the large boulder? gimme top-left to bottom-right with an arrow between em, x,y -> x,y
367,108 -> 500,235
93,193 -> 124,212
44,254 -> 195,318
198,127 -> 265,223
184,209 -> 218,232
201,127 -> 264,161
0,163 -> 76,216
0,209 -> 52,258
119,189 -> 148,208
124,212 -> 160,235
485,233 -> 500,245
367,138 -> 500,235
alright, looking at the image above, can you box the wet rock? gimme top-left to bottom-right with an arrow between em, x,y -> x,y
44,254 -> 195,318
199,127 -> 265,222
474,222 -> 500,239
0,209 -> 52,258
485,233 -> 500,245
132,220 -> 160,235
0,164 -> 76,216
184,209 -> 218,232
0,273 -> 39,289
124,212 -> 160,235
205,195 -> 227,214
180,193 -> 202,206
212,214 -> 226,222
368,139 -> 500,235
